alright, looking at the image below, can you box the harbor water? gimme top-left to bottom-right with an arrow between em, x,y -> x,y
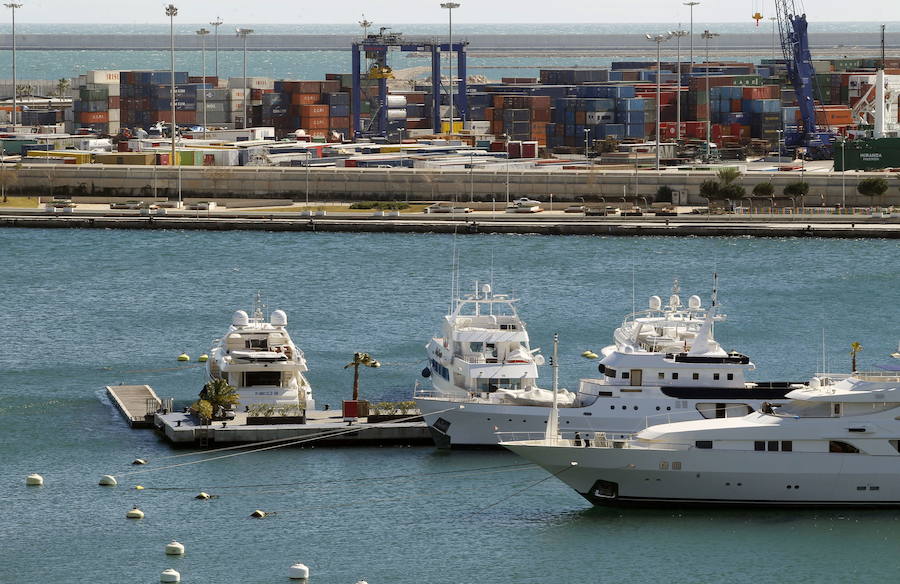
3,227 -> 900,583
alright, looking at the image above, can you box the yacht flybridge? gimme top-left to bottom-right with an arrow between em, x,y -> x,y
208,295 -> 314,409
416,281 -> 796,448
502,369 -> 900,507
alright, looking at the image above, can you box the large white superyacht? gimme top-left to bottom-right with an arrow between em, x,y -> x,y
207,295 -> 315,410
415,281 -> 796,448
502,366 -> 900,507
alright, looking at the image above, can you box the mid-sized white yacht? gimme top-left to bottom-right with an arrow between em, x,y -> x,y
415,281 -> 796,448
502,367 -> 900,507
208,295 -> 314,410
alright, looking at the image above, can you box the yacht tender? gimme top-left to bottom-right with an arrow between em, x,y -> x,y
502,369 -> 900,507
208,297 -> 314,410
416,282 -> 796,448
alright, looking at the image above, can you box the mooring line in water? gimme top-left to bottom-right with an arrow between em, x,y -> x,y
138,462 -> 538,493
113,407 -> 460,478
131,406 -> 460,464
467,463 -> 577,515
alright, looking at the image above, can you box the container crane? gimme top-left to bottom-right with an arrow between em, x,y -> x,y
775,0 -> 834,159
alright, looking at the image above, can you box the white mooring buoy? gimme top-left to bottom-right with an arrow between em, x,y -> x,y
25,473 -> 44,486
99,475 -> 118,486
126,506 -> 144,519
165,541 -> 185,555
195,492 -> 211,500
287,563 -> 310,580
132,458 -> 148,465
160,568 -> 181,583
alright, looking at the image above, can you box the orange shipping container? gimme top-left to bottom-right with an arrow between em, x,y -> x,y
291,93 -> 321,106
79,111 -> 109,124
153,110 -> 197,124
300,104 -> 329,118
330,116 -> 350,128
484,107 -> 494,122
302,117 -> 330,129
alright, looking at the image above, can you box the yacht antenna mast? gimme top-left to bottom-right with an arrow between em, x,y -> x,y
545,333 -> 560,440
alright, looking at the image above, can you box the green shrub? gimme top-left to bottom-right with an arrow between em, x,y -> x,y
349,201 -> 410,210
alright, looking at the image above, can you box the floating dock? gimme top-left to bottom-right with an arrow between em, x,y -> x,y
106,385 -> 163,429
154,409 -> 431,448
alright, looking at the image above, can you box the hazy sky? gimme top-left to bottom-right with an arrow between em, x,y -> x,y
8,0 -> 900,24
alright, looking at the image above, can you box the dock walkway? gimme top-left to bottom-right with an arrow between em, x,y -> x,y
106,385 -> 163,429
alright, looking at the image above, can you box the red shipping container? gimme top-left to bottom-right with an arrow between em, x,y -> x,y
291,93 -> 321,106
309,129 -> 328,138
330,116 -> 350,128
484,107 -> 494,122
575,111 -> 586,125
490,120 -> 504,135
280,81 -> 303,93
300,104 -> 329,118
731,99 -> 742,112
302,117 -> 330,129
79,111 -> 109,123
108,96 -> 120,109
154,110 -> 197,124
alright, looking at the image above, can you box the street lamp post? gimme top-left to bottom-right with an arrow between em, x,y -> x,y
702,29 -> 719,162
210,17 -> 223,79
770,17 -> 777,65
440,2 -> 460,135
305,150 -> 311,207
683,2 -> 699,66
165,4 -> 177,167
583,127 -> 591,158
236,28 -> 254,130
646,32 -> 672,171
196,28 -> 210,139
671,29 -> 688,141
5,3 -> 22,128
840,137 -> 846,209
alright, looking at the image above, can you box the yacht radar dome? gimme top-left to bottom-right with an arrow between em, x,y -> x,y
669,294 -> 681,308
232,310 -> 249,326
649,295 -> 662,310
271,310 -> 287,326
482,283 -> 492,296
688,295 -> 702,309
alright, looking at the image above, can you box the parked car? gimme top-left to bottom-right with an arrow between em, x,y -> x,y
563,205 -> 586,213
512,197 -> 541,206
50,197 -> 76,208
110,200 -> 144,209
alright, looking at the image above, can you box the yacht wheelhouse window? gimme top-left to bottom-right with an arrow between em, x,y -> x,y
829,441 -> 859,454
754,441 -> 765,451
499,323 -> 517,330
605,367 -> 617,378
781,441 -> 792,452
246,338 -> 268,349
713,373 -> 720,381
621,371 -> 630,379
767,441 -> 779,452
672,373 -> 679,380
695,440 -> 713,449
727,373 -> 734,380
833,404 -> 842,416
692,373 -> 700,380
477,378 -> 522,392
244,371 -> 282,386
890,440 -> 900,453
658,372 -> 665,380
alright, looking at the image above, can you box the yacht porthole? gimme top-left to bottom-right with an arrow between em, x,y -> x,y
633,406 -> 638,410
656,406 -> 661,411
621,406 -> 626,410
610,406 -> 615,410
666,407 -> 672,411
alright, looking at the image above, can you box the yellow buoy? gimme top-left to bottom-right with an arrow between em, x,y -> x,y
177,353 -> 190,362
135,485 -> 145,490
26,473 -> 44,486
126,506 -> 145,519
197,354 -> 209,363
581,350 -> 598,359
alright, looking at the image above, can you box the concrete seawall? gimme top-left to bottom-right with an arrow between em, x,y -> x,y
4,212 -> 898,239
10,163 -> 900,208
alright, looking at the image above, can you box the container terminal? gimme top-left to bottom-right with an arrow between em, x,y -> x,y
1,2 -> 900,213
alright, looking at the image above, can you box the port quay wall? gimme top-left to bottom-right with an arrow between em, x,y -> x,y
15,164 -> 900,207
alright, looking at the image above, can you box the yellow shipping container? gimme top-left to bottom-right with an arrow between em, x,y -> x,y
440,121 -> 464,133
26,150 -> 93,164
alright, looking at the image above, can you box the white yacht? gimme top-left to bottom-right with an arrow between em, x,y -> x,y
502,368 -> 900,507
208,295 -> 314,410
415,281 -> 796,448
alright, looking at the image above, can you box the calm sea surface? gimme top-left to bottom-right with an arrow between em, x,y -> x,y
3,228 -> 900,583
0,22 -> 897,82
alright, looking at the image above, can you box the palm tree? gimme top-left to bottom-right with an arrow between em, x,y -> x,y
344,352 -> 380,401
850,342 -> 863,372
200,377 -> 240,413
716,167 -> 741,186
55,78 -> 70,98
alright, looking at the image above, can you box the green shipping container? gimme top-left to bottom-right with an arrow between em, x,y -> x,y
731,76 -> 763,87
79,87 -> 109,102
834,138 -> 900,171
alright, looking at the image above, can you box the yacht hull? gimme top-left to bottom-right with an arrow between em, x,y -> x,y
503,442 -> 900,507
415,391 -> 786,448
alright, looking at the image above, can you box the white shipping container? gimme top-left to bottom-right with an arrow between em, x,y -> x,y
87,70 -> 121,85
108,121 -> 120,135
227,77 -> 274,90
108,109 -> 120,123
229,101 -> 246,112
228,88 -> 245,100
107,83 -> 120,97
